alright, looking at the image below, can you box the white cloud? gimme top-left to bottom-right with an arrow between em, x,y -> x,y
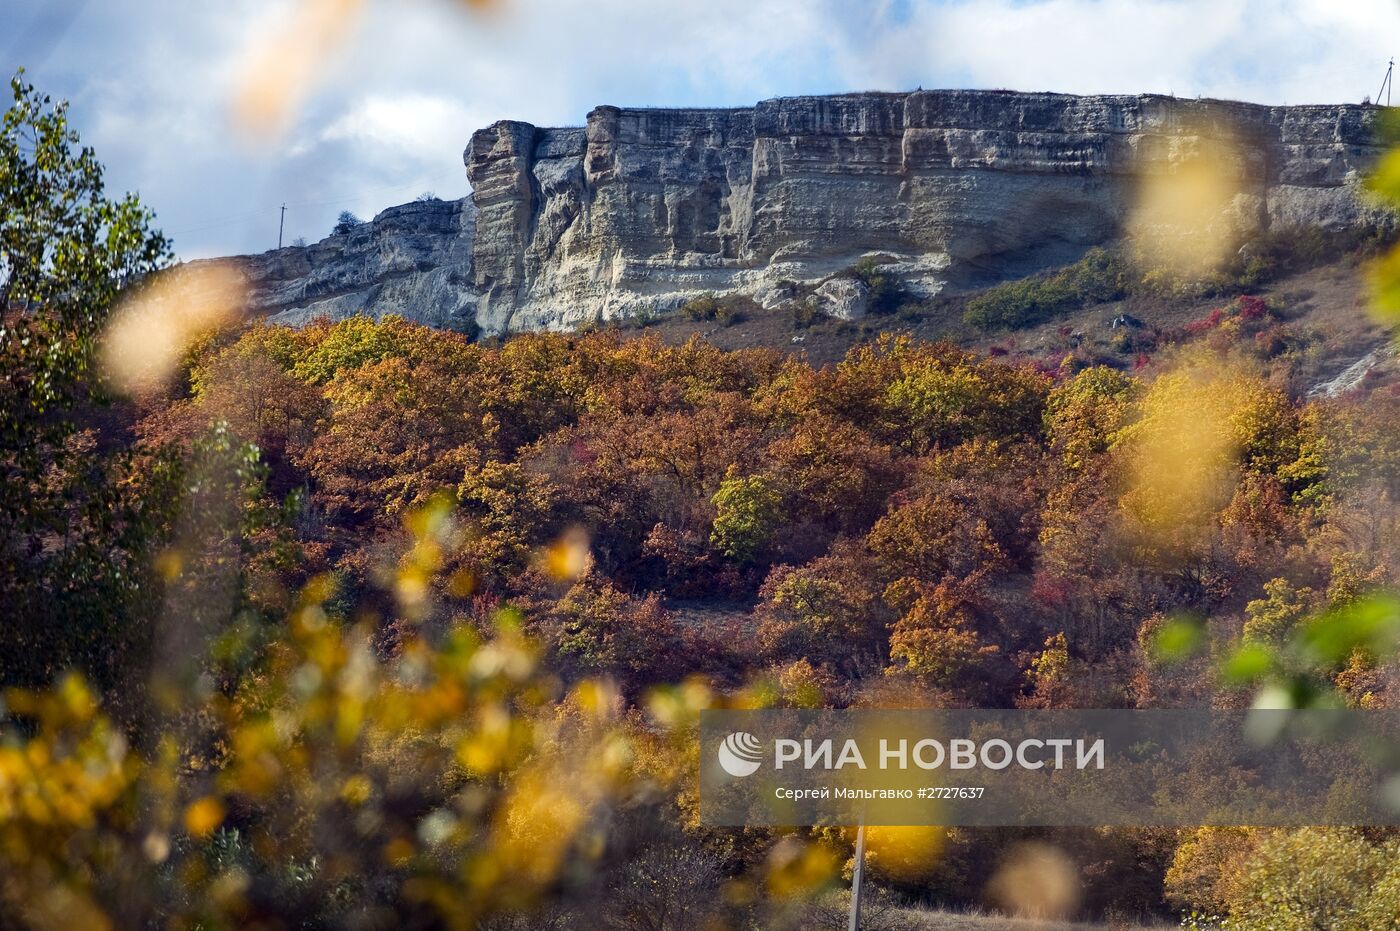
312,93 -> 482,158
828,0 -> 1400,104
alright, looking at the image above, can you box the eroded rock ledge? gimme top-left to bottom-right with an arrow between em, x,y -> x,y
225,90 -> 1389,336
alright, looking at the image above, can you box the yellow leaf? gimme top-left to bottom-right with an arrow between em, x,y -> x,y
543,527 -> 592,581
184,797 -> 225,839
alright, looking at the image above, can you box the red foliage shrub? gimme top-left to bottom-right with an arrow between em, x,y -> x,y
1254,326 -> 1287,358
1184,307 -> 1225,335
1235,295 -> 1268,321
1030,572 -> 1073,608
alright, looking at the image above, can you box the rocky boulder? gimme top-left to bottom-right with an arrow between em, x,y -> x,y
813,278 -> 870,321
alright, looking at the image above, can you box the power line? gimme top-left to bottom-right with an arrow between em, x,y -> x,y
1380,58 -> 1395,107
282,171 -> 462,210
163,210 -> 278,236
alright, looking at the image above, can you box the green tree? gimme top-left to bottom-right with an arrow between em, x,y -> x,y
1044,365 -> 1138,470
0,73 -> 171,690
962,247 -> 1130,330
1222,828 -> 1400,931
709,470 -> 783,564
1242,578 -> 1314,644
332,209 -> 362,234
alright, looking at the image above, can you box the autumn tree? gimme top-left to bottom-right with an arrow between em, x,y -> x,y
550,577 -> 685,688
456,459 -> 558,584
300,341 -> 485,522
143,337 -> 327,496
885,576 -> 999,693
836,335 -> 1048,452
1044,365 -> 1138,470
755,542 -> 891,675
764,413 -> 903,533
868,491 -> 1005,583
1242,577 -> 1315,644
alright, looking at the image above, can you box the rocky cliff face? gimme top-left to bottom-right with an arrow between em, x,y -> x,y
227,90 -> 1389,335
230,197 -> 478,330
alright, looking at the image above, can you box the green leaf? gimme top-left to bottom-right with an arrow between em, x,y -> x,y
1151,615 -> 1206,664
1297,593 -> 1400,666
1364,148 -> 1400,204
1370,247 -> 1400,325
1221,642 -> 1275,685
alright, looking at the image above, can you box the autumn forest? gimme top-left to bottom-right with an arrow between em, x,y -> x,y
8,69 -> 1400,931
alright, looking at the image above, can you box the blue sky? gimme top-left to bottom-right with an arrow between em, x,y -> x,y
4,0 -> 1398,259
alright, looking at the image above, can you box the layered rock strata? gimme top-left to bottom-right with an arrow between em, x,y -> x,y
224,90 -> 1388,335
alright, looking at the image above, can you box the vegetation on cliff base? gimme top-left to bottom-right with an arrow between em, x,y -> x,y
964,226 -> 1395,331
964,247 -> 1131,330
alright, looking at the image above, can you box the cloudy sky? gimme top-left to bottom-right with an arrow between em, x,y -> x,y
5,0 -> 1398,259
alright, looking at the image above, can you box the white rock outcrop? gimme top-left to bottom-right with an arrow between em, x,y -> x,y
221,90 -> 1391,336
814,278 -> 870,321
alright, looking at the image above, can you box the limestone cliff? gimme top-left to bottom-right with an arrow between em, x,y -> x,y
227,90 -> 1389,335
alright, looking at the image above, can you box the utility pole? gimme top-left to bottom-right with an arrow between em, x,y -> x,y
278,203 -> 287,249
848,819 -> 866,931
1380,58 -> 1395,108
